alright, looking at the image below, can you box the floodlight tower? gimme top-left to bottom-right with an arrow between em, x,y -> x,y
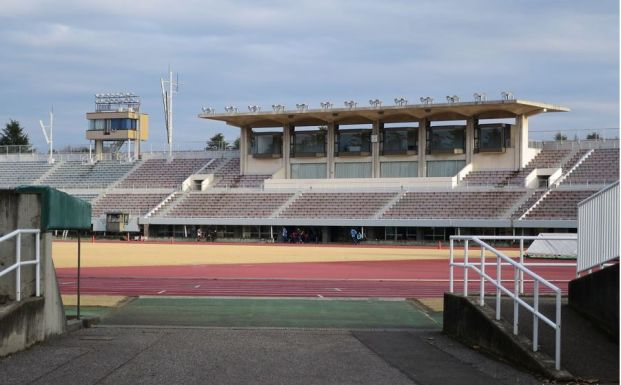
39,108 -> 54,163
161,66 -> 179,160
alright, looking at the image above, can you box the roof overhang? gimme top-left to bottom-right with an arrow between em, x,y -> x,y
199,99 -> 570,128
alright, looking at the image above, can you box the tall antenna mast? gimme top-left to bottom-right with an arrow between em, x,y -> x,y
39,107 -> 54,163
161,66 -> 179,159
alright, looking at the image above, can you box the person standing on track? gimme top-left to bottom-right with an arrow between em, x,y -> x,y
350,228 -> 358,245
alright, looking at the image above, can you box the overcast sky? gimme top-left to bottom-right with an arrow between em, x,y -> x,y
0,0 -> 618,150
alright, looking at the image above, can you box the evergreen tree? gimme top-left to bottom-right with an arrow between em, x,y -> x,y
553,132 -> 567,141
0,120 -> 30,153
232,137 -> 240,150
586,132 -> 601,140
206,133 -> 229,150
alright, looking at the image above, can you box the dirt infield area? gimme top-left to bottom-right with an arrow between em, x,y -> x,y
52,241 -> 485,269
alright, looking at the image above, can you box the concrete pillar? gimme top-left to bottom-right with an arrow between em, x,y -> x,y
282,124 -> 291,179
143,223 -> 150,240
326,123 -> 336,179
321,226 -> 330,243
95,140 -> 104,161
418,119 -> 427,177
466,117 -> 475,165
372,121 -> 381,178
416,227 -> 423,241
239,126 -> 250,175
516,115 -> 529,168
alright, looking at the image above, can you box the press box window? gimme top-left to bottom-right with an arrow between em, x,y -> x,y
335,130 -> 371,156
250,132 -> 282,158
291,131 -> 326,157
474,124 -> 511,153
426,125 -> 465,154
382,127 -> 417,155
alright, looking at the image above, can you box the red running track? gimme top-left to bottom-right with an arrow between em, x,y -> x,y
57,259 -> 575,298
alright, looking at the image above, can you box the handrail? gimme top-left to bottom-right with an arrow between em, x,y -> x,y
0,229 -> 41,301
449,235 -> 565,371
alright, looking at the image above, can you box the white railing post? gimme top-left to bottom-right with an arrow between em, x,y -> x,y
479,246 -> 485,306
496,254 -> 501,320
35,232 -> 41,297
513,267 -> 519,335
519,238 -> 525,294
533,280 -> 539,352
16,232 -> 21,301
555,291 -> 562,370
449,238 -> 454,293
463,240 -> 469,296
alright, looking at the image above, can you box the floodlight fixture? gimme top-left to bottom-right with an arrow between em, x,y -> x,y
248,105 -> 261,113
473,92 -> 487,103
369,99 -> 382,108
344,100 -> 357,109
202,107 -> 216,114
501,91 -> 514,101
296,103 -> 309,112
272,104 -> 285,113
420,96 -> 433,105
320,101 -> 333,110
446,95 -> 460,104
394,97 -> 408,106
224,105 -> 239,113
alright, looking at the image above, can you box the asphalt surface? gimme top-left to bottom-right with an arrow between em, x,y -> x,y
0,327 -> 544,385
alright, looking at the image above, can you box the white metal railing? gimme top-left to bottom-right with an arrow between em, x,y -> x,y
0,229 -> 41,301
449,235 -> 577,371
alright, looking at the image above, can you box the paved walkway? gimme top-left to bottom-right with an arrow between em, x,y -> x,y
0,297 -> 544,384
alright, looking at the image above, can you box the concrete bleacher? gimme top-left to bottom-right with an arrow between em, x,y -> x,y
510,189 -> 546,219
212,158 -> 271,188
562,148 -> 620,185
118,158 -> 211,189
382,190 -> 528,219
166,192 -> 293,218
523,189 -> 600,220
40,160 -> 136,189
92,192 -> 170,217
280,192 -> 397,219
0,161 -> 53,187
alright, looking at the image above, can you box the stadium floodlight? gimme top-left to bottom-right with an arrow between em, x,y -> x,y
224,105 -> 239,113
248,105 -> 261,113
473,93 -> 487,103
394,97 -> 408,106
344,100 -> 357,109
369,99 -> 382,108
320,101 -> 333,110
272,104 -> 285,113
446,95 -> 460,104
296,103 -> 309,112
501,91 -> 514,101
420,96 -> 433,105
202,107 -> 216,114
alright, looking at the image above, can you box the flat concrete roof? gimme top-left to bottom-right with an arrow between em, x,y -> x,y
199,99 -> 570,128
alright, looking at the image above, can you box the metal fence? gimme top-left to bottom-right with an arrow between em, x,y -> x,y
0,229 -> 41,301
577,182 -> 620,273
449,235 -> 577,371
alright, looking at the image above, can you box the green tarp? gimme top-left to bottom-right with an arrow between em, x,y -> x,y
15,186 -> 91,231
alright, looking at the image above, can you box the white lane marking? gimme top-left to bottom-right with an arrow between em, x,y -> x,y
60,282 -> 75,285
333,288 -> 342,292
157,290 -> 166,294
317,294 -> 323,298
194,285 -> 201,288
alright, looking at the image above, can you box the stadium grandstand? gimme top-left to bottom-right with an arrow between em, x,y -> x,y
0,96 -> 618,243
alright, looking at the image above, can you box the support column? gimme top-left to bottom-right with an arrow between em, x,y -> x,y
322,226 -> 330,243
326,122 -> 336,179
372,121 -> 381,178
516,115 -> 529,168
282,124 -> 292,179
466,117 -> 476,165
95,140 -> 103,161
418,119 -> 427,177
239,126 -> 249,175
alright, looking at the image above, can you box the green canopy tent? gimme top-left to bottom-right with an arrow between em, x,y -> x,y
15,186 -> 92,319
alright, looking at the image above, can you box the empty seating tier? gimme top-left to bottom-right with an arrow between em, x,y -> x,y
0,161 -> 53,188
510,190 -> 546,219
505,149 -> 576,186
461,170 -> 516,187
280,192 -> 397,219
40,160 -> 136,189
212,158 -> 271,188
523,189 -> 598,220
166,192 -> 293,218
562,148 -> 620,185
92,193 -> 169,217
382,191 -> 527,219
118,158 -> 212,189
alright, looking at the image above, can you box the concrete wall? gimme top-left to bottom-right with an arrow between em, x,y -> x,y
0,190 -> 66,357
569,264 -> 619,339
